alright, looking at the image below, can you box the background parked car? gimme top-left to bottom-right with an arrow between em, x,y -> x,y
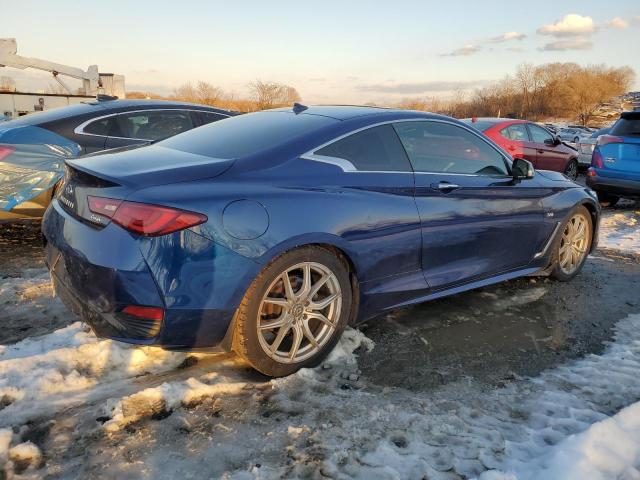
0,143 -> 80,220
557,127 -> 592,144
587,111 -> 640,206
577,127 -> 611,167
464,118 -> 580,180
0,99 -> 233,220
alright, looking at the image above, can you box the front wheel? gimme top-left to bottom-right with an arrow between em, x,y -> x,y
598,193 -> 619,207
232,246 -> 352,377
551,206 -> 593,281
564,160 -> 578,181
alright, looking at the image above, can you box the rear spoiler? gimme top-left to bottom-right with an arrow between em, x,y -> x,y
621,111 -> 640,120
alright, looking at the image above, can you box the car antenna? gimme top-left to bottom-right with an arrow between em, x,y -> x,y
292,103 -> 308,114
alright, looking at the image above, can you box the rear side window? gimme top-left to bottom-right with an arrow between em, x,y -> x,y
116,110 -> 194,141
160,111 -> 336,159
83,117 -> 116,136
315,124 -> 412,172
611,116 -> 640,137
198,112 -> 228,125
393,121 -> 508,176
501,124 -> 529,141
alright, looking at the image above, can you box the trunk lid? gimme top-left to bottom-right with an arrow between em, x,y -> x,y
58,144 -> 234,226
67,144 -> 235,188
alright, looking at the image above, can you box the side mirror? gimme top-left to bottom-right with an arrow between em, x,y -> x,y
512,158 -> 535,180
554,135 -> 562,145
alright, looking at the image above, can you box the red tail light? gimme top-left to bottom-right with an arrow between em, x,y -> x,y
597,135 -> 624,146
0,145 -> 15,161
122,305 -> 164,321
88,196 -> 207,236
591,149 -> 604,168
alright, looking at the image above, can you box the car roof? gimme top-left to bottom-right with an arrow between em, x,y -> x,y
0,99 -> 230,129
269,105 -> 416,121
462,117 -> 527,126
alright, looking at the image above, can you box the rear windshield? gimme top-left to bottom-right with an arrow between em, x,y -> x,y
160,111 -> 336,159
611,115 -> 640,137
461,119 -> 496,132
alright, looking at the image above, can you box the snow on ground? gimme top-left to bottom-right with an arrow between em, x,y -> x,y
0,320 -> 199,429
598,208 -> 640,255
8,312 -> 636,479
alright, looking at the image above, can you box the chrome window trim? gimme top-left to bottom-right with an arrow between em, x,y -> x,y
300,117 -> 513,176
73,108 -> 230,141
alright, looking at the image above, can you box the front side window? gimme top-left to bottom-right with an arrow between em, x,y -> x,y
315,124 -> 412,172
501,124 -> 529,142
116,110 -> 194,141
199,112 -> 228,125
393,121 -> 508,176
528,124 -> 554,144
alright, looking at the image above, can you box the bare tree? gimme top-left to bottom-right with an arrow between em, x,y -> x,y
248,80 -> 301,110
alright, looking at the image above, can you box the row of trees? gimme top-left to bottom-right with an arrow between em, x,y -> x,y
128,63 -> 634,125
127,80 -> 301,112
396,63 -> 635,125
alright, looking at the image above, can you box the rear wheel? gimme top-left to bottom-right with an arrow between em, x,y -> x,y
233,246 -> 352,377
551,206 -> 593,281
564,160 -> 578,181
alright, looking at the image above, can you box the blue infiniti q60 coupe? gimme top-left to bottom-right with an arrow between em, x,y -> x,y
42,105 -> 600,376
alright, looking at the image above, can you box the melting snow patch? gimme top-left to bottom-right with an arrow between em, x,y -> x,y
0,322 -> 193,424
598,209 -> 640,254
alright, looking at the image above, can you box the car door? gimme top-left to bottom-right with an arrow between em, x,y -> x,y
527,123 -> 565,171
499,123 -> 538,166
393,120 -> 547,290
309,123 -> 427,306
104,109 -> 196,149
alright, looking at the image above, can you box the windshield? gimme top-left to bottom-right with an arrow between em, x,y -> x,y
611,116 -> 640,137
160,111 -> 336,159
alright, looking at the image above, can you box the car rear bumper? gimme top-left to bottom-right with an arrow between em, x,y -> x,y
42,199 -> 260,350
586,174 -> 640,198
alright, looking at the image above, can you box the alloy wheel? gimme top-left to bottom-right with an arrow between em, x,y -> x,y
558,213 -> 590,275
565,161 -> 578,180
257,262 -> 342,363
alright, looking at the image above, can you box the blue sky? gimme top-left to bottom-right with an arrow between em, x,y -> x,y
1,0 -> 639,103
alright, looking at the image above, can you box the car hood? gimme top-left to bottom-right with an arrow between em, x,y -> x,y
67,145 -> 235,187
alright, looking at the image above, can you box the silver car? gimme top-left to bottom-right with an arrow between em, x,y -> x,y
576,128 -> 611,166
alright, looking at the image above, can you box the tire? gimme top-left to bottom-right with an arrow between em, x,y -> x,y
564,159 -> 578,181
551,205 -> 593,281
232,246 -> 352,377
597,193 -> 619,207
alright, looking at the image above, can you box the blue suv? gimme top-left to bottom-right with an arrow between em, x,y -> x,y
587,111 -> 640,205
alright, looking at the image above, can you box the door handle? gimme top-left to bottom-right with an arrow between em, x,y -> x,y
431,182 -> 461,192
537,149 -> 545,154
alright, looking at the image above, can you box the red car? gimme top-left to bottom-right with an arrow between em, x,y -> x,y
463,118 -> 579,180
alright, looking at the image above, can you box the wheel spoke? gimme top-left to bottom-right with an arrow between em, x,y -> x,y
302,318 -> 319,348
310,292 -> 339,310
263,297 -> 289,307
299,263 -> 312,298
307,312 -> 335,328
281,272 -> 295,301
289,325 -> 303,359
308,273 -> 331,300
259,315 -> 287,331
270,324 -> 291,353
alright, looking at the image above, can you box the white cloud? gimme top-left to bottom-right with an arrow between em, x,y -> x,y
539,38 -> 593,51
489,31 -> 527,43
537,14 -> 596,37
442,44 -> 481,57
606,17 -> 629,29
507,45 -> 525,52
